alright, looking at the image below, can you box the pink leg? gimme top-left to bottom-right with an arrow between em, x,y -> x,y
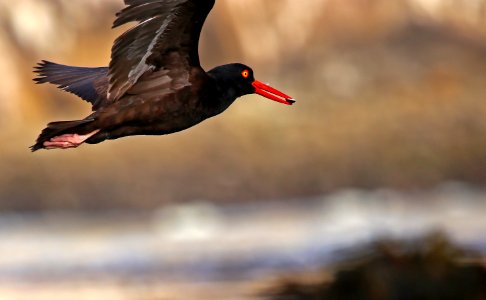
44,130 -> 100,150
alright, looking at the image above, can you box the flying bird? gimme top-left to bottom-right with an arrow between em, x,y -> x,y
31,0 -> 295,151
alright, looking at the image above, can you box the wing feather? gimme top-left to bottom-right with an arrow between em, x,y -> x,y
34,61 -> 108,108
107,0 -> 215,102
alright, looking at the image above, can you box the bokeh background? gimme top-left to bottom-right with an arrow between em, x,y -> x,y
0,0 -> 485,299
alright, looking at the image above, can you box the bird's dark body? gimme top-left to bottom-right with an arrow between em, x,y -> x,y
31,0 -> 294,151
84,67 -> 236,144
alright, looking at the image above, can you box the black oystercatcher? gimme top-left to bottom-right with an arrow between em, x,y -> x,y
31,0 -> 295,151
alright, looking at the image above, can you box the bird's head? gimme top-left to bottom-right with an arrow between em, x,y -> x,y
208,63 -> 296,105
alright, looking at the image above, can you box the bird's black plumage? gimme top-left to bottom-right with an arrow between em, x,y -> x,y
108,0 -> 215,101
31,0 -> 295,151
34,61 -> 108,109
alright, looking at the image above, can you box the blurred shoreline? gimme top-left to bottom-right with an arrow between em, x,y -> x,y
0,183 -> 484,282
0,183 -> 485,299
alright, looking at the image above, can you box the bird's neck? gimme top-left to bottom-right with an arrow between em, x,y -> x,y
206,73 -> 241,115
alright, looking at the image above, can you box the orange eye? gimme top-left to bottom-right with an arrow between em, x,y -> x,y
241,70 -> 249,78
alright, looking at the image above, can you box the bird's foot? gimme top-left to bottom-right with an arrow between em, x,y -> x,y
44,130 -> 99,150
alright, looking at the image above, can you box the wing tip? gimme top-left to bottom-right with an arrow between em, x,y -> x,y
32,60 -> 51,83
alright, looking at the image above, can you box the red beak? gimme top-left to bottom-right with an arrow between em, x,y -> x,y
252,80 -> 296,105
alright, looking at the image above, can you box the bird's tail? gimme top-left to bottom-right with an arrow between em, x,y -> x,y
30,119 -> 95,152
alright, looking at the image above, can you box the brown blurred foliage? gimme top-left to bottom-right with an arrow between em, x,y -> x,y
265,233 -> 486,300
0,0 -> 485,210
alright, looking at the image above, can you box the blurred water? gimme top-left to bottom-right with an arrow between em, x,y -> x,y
0,182 -> 484,283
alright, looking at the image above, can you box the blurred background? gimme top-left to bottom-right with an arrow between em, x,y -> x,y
0,0 -> 485,299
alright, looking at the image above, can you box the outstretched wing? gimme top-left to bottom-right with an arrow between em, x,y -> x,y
34,61 -> 108,110
107,0 -> 215,102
